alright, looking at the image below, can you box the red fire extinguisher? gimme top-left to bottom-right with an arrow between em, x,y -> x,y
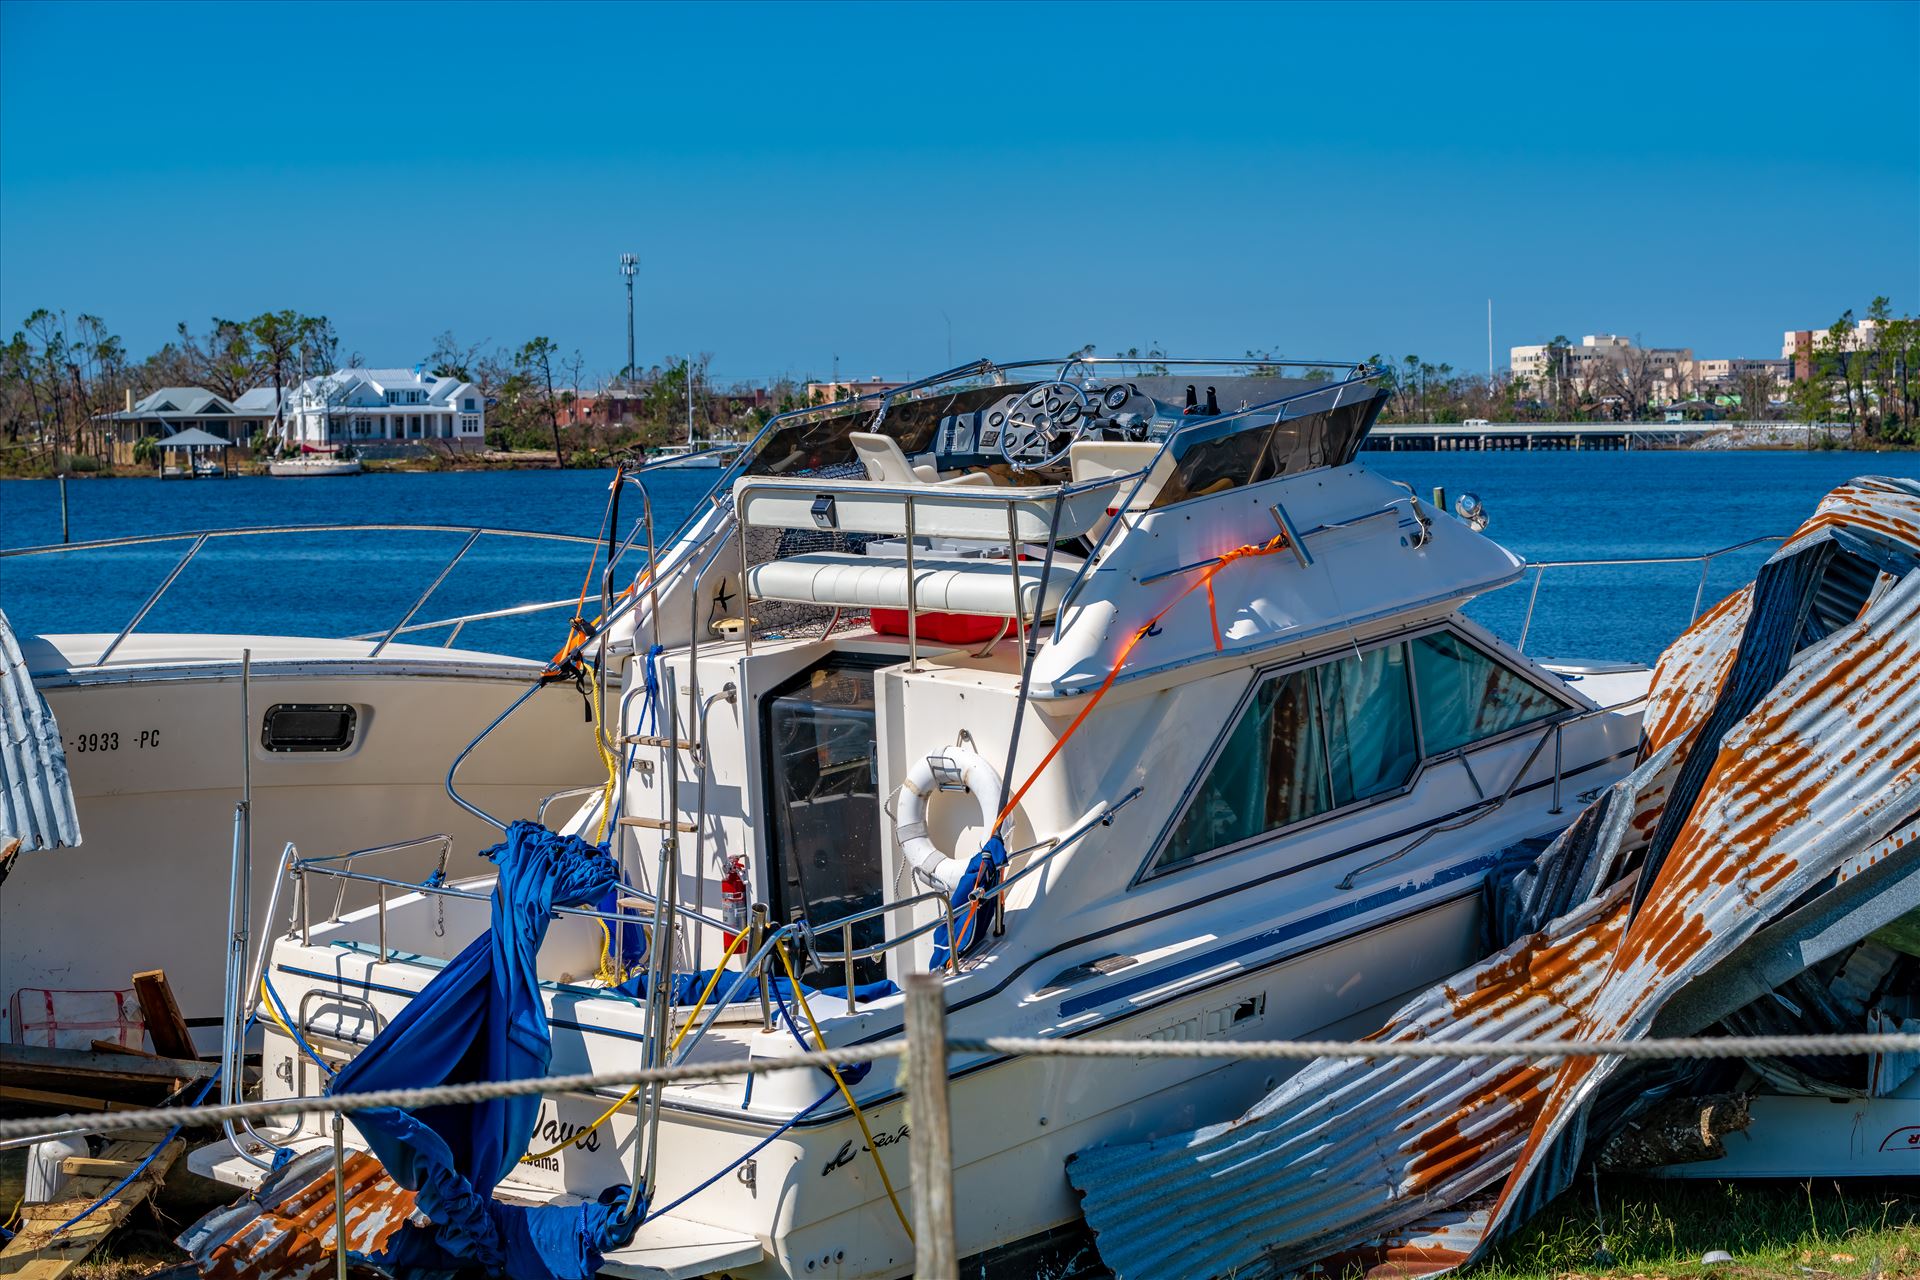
720,857 -> 748,956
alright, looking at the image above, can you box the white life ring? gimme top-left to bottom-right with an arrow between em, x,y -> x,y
893,747 -> 1003,893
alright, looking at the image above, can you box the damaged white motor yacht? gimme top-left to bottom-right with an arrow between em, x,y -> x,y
189,356 -> 1657,1278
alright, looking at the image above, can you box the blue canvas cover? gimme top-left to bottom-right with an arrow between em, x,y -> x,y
929,835 -> 1007,969
328,821 -> 644,1279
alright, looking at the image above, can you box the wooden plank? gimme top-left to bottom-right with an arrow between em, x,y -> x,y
55,1157 -> 142,1179
85,1039 -> 162,1060
130,970 -> 196,1061
617,815 -> 698,833
0,1136 -> 179,1280
0,1041 -> 216,1086
0,1086 -> 145,1113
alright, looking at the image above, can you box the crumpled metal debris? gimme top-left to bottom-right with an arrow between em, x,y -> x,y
1069,476 -> 1920,1280
177,1148 -> 416,1280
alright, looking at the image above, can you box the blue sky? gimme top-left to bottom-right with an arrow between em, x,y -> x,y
2,0 -> 1915,384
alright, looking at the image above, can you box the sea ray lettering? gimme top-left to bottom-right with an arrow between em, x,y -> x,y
821,1126 -> 909,1176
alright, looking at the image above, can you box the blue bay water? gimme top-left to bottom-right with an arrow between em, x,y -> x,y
2,452 -> 1915,664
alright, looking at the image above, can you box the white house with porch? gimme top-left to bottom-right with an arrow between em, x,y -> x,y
280,367 -> 485,447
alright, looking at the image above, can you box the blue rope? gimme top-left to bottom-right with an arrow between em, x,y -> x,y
607,643 -> 664,829
48,1015 -> 247,1239
654,1085 -> 836,1219
262,972 -> 335,1078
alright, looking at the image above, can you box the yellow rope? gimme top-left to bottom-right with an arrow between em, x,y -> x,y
777,941 -> 914,1243
521,1081 -> 642,1165
668,927 -> 748,1057
258,977 -> 303,1052
520,927 -> 749,1164
588,667 -> 618,844
593,919 -> 625,986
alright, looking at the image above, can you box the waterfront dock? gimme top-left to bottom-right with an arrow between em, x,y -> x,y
1364,421 -> 1729,451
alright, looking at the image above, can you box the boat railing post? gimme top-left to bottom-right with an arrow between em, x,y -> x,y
736,491 -> 756,658
1550,721 -> 1565,815
298,864 -> 311,946
904,973 -> 957,1277
632,666 -> 682,1217
376,884 -> 388,965
843,922 -> 857,1016
96,533 -> 207,667
751,904 -> 771,1032
904,493 -> 920,672
1004,503 -> 1027,652
332,1112 -> 349,1280
1517,564 -> 1546,654
371,529 -> 481,658
1691,556 -> 1712,624
939,895 -> 960,977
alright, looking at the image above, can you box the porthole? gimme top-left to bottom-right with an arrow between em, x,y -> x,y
262,703 -> 358,753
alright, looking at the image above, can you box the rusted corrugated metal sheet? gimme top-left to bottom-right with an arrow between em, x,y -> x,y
1069,477 -> 1920,1280
182,1150 -> 415,1280
1640,584 -> 1752,756
0,608 -> 81,851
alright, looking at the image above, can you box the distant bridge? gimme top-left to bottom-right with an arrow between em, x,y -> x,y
1362,421 -> 1745,451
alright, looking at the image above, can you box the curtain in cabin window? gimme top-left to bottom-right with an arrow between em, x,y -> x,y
1159,670 -> 1330,868
1318,644 -> 1419,807
1154,631 -> 1563,873
1410,631 -> 1561,756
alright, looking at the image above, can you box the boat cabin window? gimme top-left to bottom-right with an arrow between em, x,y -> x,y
1409,632 -> 1560,756
760,655 -> 890,987
1153,631 -> 1564,872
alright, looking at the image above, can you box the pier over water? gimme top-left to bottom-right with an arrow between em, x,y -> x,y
1365,421 -> 1730,451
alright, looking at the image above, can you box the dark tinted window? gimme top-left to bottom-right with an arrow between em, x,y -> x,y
1410,633 -> 1561,755
1319,644 -> 1418,807
762,658 -> 888,985
1159,668 -> 1330,868
1154,633 -> 1553,873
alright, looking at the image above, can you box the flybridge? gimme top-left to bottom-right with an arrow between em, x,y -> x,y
736,354 -> 1390,490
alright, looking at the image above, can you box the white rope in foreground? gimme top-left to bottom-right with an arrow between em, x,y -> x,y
3,1031 -> 1915,1143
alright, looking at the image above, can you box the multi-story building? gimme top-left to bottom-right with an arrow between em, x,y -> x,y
1782,319 -> 1885,380
1508,335 -> 1694,405
280,367 -> 485,447
1693,357 -> 1791,389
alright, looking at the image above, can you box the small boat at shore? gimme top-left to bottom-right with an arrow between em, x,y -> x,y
643,440 -> 737,469
269,447 -> 363,476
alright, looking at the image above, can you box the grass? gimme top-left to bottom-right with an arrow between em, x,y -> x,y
1462,1176 -> 1920,1280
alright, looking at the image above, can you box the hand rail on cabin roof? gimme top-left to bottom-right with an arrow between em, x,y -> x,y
1514,534 -> 1789,653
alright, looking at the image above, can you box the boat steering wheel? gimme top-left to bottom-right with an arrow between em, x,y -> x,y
997,381 -> 1092,471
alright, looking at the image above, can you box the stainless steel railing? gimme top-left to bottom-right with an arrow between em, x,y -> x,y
1513,535 -> 1788,653
1335,694 -> 1648,890
2,522 -> 618,665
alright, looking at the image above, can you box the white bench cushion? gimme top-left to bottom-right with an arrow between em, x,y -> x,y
748,551 -> 1072,618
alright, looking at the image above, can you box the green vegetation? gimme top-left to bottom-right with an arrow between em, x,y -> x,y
5,301 -> 1915,477
1459,1178 -> 1920,1280
1358,298 -> 1916,440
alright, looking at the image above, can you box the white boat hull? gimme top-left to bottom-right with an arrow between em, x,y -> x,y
1,634 -> 603,1051
269,458 -> 363,476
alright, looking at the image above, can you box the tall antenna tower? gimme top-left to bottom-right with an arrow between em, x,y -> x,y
620,254 -> 638,389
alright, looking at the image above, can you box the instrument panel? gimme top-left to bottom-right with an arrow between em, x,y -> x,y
933,380 -> 1166,472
